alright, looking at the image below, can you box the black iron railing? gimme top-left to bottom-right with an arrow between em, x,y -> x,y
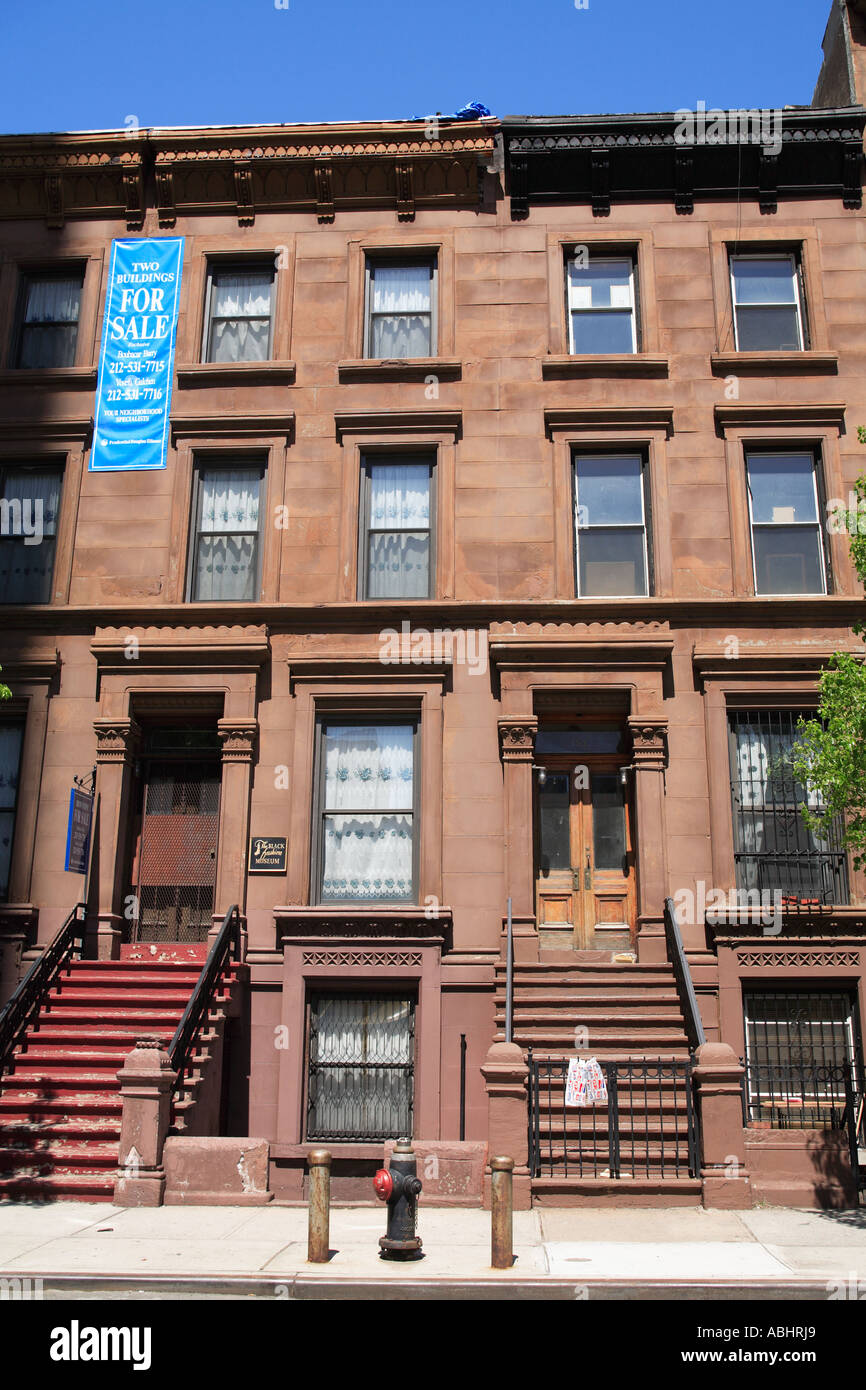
664,896 -> 706,1053
528,1053 -> 700,1181
0,902 -> 86,1076
742,1060 -> 862,1189
169,903 -> 240,1095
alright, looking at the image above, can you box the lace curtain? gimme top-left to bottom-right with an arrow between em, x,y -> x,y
734,722 -> 828,890
308,997 -> 413,1138
193,468 -> 261,601
18,277 -> 82,368
209,272 -> 272,362
0,469 -> 61,603
367,464 -> 430,598
321,725 -> 414,901
370,265 -> 431,358
0,723 -> 24,899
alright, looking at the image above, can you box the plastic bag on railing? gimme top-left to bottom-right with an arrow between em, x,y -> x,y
565,1056 -> 608,1108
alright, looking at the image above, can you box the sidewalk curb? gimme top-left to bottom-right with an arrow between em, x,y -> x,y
9,1272 -> 836,1301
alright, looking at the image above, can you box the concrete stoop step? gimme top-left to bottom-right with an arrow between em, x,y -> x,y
0,957 -> 236,1201
498,959 -> 698,1202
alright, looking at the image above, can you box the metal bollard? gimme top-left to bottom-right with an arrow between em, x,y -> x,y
490,1155 -> 514,1269
307,1148 -> 331,1263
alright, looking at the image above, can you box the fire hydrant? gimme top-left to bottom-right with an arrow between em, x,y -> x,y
373,1137 -> 423,1260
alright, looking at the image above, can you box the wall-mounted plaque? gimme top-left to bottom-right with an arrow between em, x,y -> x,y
248,836 -> 287,873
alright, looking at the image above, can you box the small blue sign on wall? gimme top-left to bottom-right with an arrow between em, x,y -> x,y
90,237 -> 184,472
64,788 -> 93,875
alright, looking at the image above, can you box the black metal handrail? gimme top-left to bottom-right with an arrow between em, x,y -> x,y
527,1054 -> 700,1181
0,902 -> 86,1076
169,904 -> 240,1095
664,896 -> 706,1052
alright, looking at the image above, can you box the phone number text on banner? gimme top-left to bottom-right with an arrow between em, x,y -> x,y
90,237 -> 184,472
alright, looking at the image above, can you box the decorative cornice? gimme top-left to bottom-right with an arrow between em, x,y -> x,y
170,413 -> 294,442
497,716 -> 538,762
91,625 -> 270,669
0,418 -> 92,442
335,409 -> 462,441
692,643 -> 862,682
545,407 -> 674,438
714,402 -> 845,434
489,620 -> 674,671
275,905 -> 450,940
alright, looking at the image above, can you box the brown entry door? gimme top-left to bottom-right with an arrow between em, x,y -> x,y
131,757 -> 221,943
536,764 -> 635,951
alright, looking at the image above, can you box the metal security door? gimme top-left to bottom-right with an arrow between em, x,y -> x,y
132,757 -> 221,943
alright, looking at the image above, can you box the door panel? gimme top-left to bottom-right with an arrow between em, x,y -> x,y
536,759 -> 635,951
131,758 -> 221,943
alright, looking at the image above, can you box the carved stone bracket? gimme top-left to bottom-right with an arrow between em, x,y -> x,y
509,155 -> 528,219
674,149 -> 694,215
217,718 -> 258,764
315,162 -> 334,223
123,168 -> 144,229
234,161 -> 255,225
497,717 -> 538,764
758,152 -> 779,214
843,141 -> 862,210
44,173 -> 64,229
627,716 -> 668,770
94,717 -> 141,765
590,149 -> 610,216
155,164 -> 176,227
396,161 -> 415,221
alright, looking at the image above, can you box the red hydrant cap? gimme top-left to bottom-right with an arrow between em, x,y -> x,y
373,1168 -> 393,1201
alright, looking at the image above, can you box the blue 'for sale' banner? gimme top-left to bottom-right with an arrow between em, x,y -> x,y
90,237 -> 184,472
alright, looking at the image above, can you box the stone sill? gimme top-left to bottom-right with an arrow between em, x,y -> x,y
542,353 -> 669,379
176,361 -> 295,386
0,367 -> 97,388
710,350 -> 838,375
337,357 -> 461,383
271,1142 -> 386,1160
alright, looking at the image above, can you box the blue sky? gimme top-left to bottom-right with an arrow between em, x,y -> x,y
0,0 -> 836,134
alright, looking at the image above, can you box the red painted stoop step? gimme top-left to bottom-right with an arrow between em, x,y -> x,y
0,945 -> 234,1202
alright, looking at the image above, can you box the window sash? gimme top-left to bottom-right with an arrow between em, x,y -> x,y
746,452 -> 827,596
364,259 -> 437,358
16,272 -> 84,368
360,458 -> 434,600
730,253 -> 805,351
0,721 -> 24,901
314,721 -> 419,904
573,453 -> 650,597
567,256 -> 637,354
306,994 -> 415,1141
188,463 -> 264,602
0,466 -> 62,605
203,265 -> 275,363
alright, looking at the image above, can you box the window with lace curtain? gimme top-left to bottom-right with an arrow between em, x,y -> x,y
14,270 -> 84,368
0,464 -> 62,604
359,455 -> 434,599
203,262 -> 275,363
313,721 -> 418,904
188,460 -> 265,602
364,258 -> 436,358
0,721 -> 24,901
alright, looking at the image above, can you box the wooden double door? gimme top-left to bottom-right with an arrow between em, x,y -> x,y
535,756 -> 636,952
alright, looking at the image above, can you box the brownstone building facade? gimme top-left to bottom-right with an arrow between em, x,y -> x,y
1,3 -> 866,1206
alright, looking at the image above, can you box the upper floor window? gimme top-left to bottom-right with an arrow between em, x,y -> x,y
729,254 -> 806,351
365,259 -> 435,358
729,709 -> 848,903
316,721 -> 417,904
0,720 -> 24,901
204,263 -> 275,363
573,452 -> 650,597
188,461 -> 264,601
0,464 -> 62,604
567,254 -> 637,354
360,456 -> 433,600
15,271 -> 83,368
746,452 -> 827,596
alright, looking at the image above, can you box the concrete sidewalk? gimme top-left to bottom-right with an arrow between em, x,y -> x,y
1,1201 -> 865,1299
